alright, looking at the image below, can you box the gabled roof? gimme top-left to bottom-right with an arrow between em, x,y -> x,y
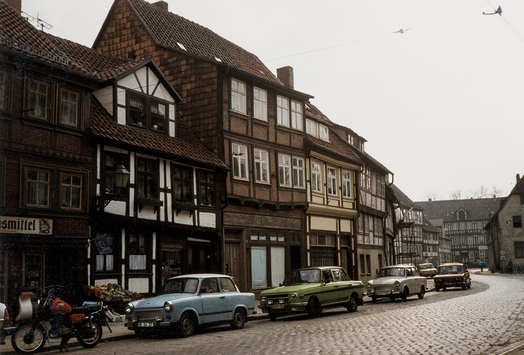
304,104 -> 361,166
423,215 -> 440,233
417,198 -> 503,222
390,184 -> 421,210
95,0 -> 281,85
91,99 -> 226,170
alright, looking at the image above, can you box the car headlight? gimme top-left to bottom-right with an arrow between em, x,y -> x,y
289,293 -> 297,301
366,282 -> 372,288
394,281 -> 400,287
125,304 -> 134,314
260,296 -> 267,303
164,301 -> 173,312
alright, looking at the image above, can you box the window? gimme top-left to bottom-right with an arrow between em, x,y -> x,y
129,233 -> 148,271
254,148 -> 269,184
253,87 -> 267,121
219,277 -> 237,292
515,242 -> 524,258
104,152 -> 128,197
232,143 -> 248,180
127,93 -> 167,132
198,171 -> 215,207
231,79 -> 246,114
173,166 -> 193,203
0,71 -> 5,110
306,119 -> 317,136
59,88 -> 79,127
327,167 -> 337,195
277,95 -> 290,127
292,157 -> 305,188
28,79 -> 49,120
136,158 -> 158,199
278,154 -> 291,187
26,167 -> 50,207
95,233 -> 116,272
513,216 -> 522,228
311,162 -> 322,193
319,124 -> 329,141
251,246 -> 267,288
60,172 -> 82,210
291,100 -> 303,130
342,170 -> 352,198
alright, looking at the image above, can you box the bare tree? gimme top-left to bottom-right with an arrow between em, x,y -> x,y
469,185 -> 489,199
450,190 -> 462,200
491,186 -> 503,198
426,191 -> 439,201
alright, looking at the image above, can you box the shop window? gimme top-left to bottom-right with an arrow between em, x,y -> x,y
251,246 -> 267,288
59,88 -> 79,128
162,247 -> 183,283
198,171 -> 215,207
136,158 -> 158,199
173,165 -> 193,203
25,167 -> 51,208
60,172 -> 82,210
129,234 -> 148,271
28,78 -> 49,120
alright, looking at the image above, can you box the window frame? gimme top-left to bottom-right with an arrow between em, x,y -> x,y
290,100 -> 303,130
128,233 -> 150,272
59,87 -> 80,128
136,157 -> 159,200
306,118 -> 317,136
342,170 -> 352,198
276,95 -> 290,127
513,216 -> 523,228
25,166 -> 52,208
254,148 -> 270,184
231,78 -> 247,114
515,241 -> 524,258
327,166 -> 337,196
292,157 -> 305,189
231,143 -> 249,181
60,171 -> 83,211
104,152 -> 129,199
253,87 -> 267,121
311,162 -> 322,193
319,124 -> 329,141
172,165 -> 194,204
278,154 -> 292,188
198,170 -> 215,207
94,233 -> 118,272
27,78 -> 50,121
127,92 -> 168,132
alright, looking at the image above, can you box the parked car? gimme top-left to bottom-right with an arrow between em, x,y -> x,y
0,302 -> 8,344
434,263 -> 471,291
417,263 -> 438,278
125,274 -> 256,337
366,265 -> 427,303
258,266 -> 364,321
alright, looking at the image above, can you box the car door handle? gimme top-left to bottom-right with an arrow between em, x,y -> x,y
220,296 -> 225,299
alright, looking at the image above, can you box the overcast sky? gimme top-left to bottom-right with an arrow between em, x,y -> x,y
22,0 -> 524,201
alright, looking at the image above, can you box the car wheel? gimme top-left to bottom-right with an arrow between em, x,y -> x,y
178,312 -> 196,338
230,308 -> 246,330
268,313 -> 277,321
307,298 -> 320,318
435,287 -> 440,292
418,285 -> 425,299
462,283 -> 467,290
371,296 -> 377,303
442,287 -> 446,291
346,293 -> 359,312
467,281 -> 471,289
400,287 -> 408,302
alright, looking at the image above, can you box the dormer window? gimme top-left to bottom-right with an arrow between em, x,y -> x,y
306,118 -> 329,141
127,92 -> 167,132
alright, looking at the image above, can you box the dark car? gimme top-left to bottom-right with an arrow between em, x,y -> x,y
434,263 -> 471,291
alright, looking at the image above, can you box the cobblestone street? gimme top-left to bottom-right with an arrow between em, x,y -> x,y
3,271 -> 524,355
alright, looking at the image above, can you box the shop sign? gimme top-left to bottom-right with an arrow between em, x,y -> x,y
0,217 -> 53,235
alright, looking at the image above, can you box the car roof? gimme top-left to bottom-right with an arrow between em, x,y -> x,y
293,266 -> 344,271
168,273 -> 232,280
418,263 -> 434,266
439,263 -> 463,266
382,264 -> 415,268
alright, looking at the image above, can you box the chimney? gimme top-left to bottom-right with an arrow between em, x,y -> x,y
152,1 -> 168,11
518,174 -> 521,182
5,0 -> 22,14
277,66 -> 294,89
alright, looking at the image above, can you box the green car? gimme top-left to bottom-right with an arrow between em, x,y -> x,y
259,266 -> 364,321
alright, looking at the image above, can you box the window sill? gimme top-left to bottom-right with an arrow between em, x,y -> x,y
173,201 -> 197,216
136,198 -> 163,213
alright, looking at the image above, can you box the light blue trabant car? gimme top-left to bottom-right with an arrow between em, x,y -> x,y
125,274 -> 256,337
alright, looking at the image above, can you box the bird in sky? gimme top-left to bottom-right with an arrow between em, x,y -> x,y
483,5 -> 502,16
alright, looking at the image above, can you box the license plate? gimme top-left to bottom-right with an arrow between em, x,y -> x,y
376,291 -> 389,296
269,304 -> 285,309
138,322 -> 155,327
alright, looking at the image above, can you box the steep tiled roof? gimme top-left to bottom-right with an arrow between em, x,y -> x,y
417,198 -> 503,222
390,184 -> 421,209
423,215 -> 440,233
123,0 -> 280,84
305,104 -> 360,165
91,99 -> 226,170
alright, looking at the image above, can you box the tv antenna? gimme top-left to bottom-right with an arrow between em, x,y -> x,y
21,11 -> 53,31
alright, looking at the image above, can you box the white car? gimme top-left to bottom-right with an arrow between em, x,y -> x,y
366,265 -> 427,303
0,302 -> 8,344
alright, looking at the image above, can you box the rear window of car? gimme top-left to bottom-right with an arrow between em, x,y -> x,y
219,278 -> 237,293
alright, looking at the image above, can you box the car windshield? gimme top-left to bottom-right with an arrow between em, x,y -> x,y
439,265 -> 464,274
159,278 -> 199,294
419,264 -> 433,269
283,269 -> 321,285
378,268 -> 406,277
